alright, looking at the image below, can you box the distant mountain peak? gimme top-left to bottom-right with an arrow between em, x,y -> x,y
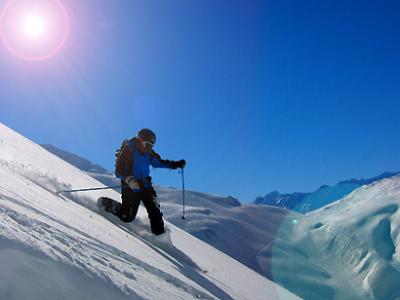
225,195 -> 241,207
318,184 -> 330,190
255,171 -> 400,213
338,171 -> 400,186
40,144 -> 110,174
266,190 -> 280,196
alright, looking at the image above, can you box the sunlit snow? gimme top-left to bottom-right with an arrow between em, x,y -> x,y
0,122 -> 299,300
43,141 -> 400,300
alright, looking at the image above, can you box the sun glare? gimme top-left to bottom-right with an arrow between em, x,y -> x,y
23,14 -> 47,38
0,0 -> 69,61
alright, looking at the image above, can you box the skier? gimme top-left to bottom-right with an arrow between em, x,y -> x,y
99,128 -> 186,235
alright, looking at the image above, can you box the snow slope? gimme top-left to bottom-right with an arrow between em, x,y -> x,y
41,144 -> 110,174
40,144 -> 302,281
38,141 -> 400,299
0,123 -> 300,300
269,176 -> 400,300
156,188 -> 301,279
40,146 -> 302,282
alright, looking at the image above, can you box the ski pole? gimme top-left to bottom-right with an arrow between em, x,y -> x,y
57,185 -> 126,194
180,167 -> 186,219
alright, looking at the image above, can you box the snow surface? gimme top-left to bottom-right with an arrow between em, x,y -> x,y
41,143 -> 400,299
269,176 -> 400,300
0,122 -> 300,300
73,164 -> 301,282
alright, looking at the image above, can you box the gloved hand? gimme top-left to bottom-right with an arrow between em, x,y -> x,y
125,176 -> 141,190
170,159 -> 186,169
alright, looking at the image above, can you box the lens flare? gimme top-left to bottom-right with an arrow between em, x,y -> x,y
0,0 -> 70,61
23,14 -> 46,38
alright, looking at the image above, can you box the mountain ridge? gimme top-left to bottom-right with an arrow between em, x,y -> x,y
255,171 -> 400,213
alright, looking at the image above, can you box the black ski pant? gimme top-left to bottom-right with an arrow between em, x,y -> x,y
118,183 -> 165,235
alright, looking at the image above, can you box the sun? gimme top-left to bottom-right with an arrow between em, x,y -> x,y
22,14 -> 47,38
0,0 -> 69,61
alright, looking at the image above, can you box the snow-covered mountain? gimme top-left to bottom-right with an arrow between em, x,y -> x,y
254,191 -> 310,210
41,144 -> 110,174
0,123 -> 299,300
255,171 -> 400,213
269,175 -> 400,300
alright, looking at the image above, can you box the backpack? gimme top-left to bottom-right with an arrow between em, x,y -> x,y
114,138 -> 134,178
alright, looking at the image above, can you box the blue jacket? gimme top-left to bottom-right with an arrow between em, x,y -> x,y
115,138 -> 172,190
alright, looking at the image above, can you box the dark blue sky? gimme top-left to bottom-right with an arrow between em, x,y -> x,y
1,0 -> 399,202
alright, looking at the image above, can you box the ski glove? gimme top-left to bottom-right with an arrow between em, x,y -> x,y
169,159 -> 186,170
125,176 -> 141,190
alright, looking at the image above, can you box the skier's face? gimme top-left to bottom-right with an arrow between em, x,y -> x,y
138,137 -> 154,153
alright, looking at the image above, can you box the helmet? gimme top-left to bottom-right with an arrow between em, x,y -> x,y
138,128 -> 156,144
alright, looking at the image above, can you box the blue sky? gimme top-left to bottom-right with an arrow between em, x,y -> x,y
1,0 -> 399,202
